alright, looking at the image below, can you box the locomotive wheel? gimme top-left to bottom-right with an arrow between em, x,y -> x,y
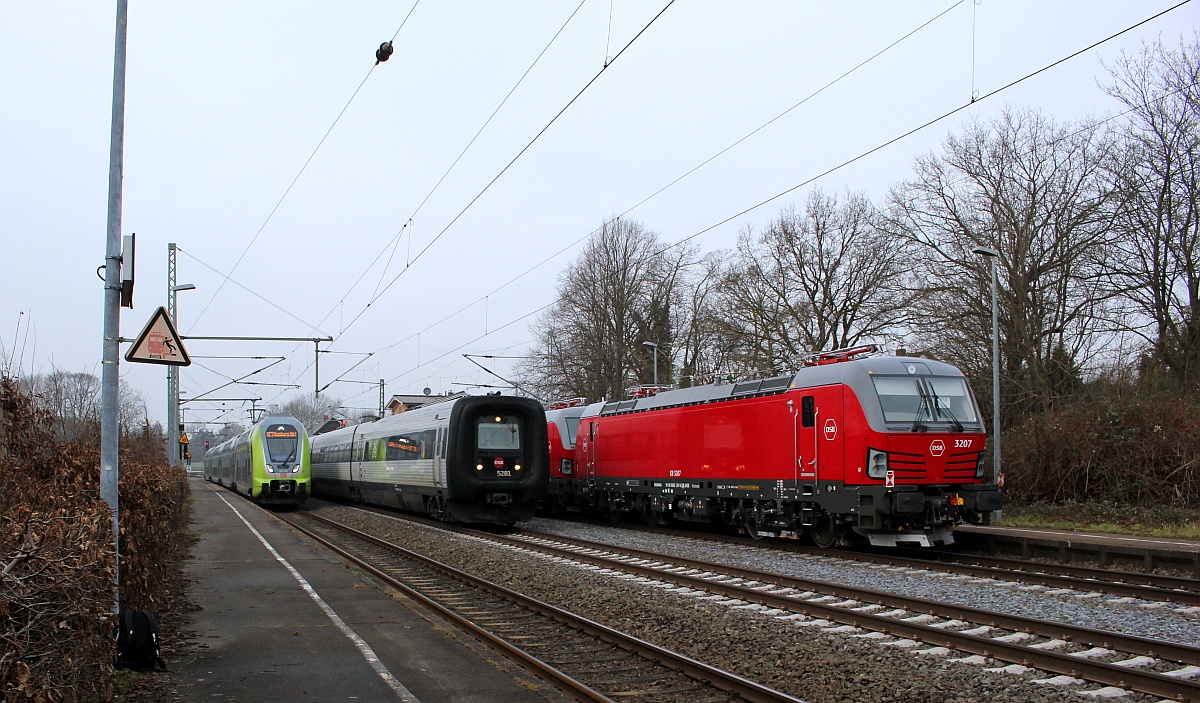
807,515 -> 839,549
741,511 -> 764,540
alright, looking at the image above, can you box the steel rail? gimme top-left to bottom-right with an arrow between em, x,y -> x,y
280,511 -> 805,703
484,528 -> 1200,701
604,521 -> 1200,605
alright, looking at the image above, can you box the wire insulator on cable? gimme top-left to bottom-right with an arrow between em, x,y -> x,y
375,41 -> 394,65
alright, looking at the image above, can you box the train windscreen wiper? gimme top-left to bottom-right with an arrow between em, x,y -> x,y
910,381 -> 929,433
929,384 -> 964,432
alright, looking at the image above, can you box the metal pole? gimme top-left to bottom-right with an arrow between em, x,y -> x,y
100,0 -> 129,616
652,347 -> 658,386
379,379 -> 385,418
314,339 -> 321,399
167,243 -> 178,466
990,257 -> 1001,486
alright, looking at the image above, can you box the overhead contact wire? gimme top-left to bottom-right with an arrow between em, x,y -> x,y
339,0 -> 677,337
188,1 -> 421,332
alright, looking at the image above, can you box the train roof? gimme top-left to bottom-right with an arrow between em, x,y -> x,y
581,354 -> 969,418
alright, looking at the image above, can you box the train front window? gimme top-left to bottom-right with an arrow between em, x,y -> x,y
478,416 -> 521,450
265,424 -> 299,464
872,377 -> 925,423
927,377 -> 979,423
564,417 -> 580,444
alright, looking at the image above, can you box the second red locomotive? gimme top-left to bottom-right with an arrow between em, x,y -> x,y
544,347 -> 1002,547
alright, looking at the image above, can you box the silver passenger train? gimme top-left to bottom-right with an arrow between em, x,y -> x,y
309,394 -> 548,524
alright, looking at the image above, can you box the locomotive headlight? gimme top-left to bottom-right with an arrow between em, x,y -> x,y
264,464 -> 273,473
976,454 -> 985,478
867,449 -> 889,479
476,464 -> 484,471
514,464 -> 521,471
292,464 -> 301,473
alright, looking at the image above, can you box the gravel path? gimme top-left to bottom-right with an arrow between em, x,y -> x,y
307,503 -> 1157,703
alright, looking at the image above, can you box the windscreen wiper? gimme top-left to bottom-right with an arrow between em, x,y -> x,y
929,384 -> 964,432
910,382 -> 929,433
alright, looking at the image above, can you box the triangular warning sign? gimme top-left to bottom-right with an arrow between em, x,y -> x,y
125,306 -> 190,366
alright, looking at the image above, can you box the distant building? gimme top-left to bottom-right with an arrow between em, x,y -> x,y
385,391 -> 466,415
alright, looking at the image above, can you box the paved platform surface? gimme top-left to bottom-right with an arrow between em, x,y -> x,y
166,478 -> 567,703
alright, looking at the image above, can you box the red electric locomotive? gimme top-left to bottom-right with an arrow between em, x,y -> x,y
544,347 -> 1002,547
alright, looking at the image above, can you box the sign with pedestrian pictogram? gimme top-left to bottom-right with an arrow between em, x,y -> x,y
125,306 -> 190,366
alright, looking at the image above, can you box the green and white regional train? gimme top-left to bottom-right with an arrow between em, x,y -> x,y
204,415 -> 311,506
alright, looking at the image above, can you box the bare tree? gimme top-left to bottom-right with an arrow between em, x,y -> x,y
887,107 -> 1118,420
26,368 -> 148,442
717,189 -> 918,376
274,394 -> 346,433
1102,34 -> 1200,388
519,217 -> 692,402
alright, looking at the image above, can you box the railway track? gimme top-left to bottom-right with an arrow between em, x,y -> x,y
570,520 -> 1200,609
487,526 -> 1200,700
275,510 -> 803,703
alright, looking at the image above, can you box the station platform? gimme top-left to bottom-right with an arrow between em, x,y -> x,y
165,478 -> 565,703
956,523 -> 1200,576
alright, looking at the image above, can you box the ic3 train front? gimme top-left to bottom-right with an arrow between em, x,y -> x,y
546,348 -> 1003,547
310,395 -> 548,525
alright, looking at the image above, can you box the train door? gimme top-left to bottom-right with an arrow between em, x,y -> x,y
584,419 -> 597,481
433,426 -> 446,487
798,395 -> 817,484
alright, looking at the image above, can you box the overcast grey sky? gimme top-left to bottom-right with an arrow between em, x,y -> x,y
2,1 -> 1196,427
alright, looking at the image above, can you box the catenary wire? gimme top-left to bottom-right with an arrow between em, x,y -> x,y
336,0 -> 1190,403
186,2 -> 422,333
274,0 -> 974,397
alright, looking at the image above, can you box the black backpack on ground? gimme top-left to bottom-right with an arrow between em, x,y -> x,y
115,609 -> 166,671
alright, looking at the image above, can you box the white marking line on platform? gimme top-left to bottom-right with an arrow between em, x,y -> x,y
216,493 -> 419,702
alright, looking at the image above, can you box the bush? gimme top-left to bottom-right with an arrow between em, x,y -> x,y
0,376 -> 186,702
1002,392 -> 1200,507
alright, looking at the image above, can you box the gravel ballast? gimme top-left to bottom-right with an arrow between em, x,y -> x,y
307,503 -> 1162,703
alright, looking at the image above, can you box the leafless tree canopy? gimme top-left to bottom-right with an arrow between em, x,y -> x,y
718,189 -> 918,375
518,217 -> 695,402
887,107 -> 1118,419
1103,33 -> 1200,388
23,369 -> 150,443
274,394 -> 347,432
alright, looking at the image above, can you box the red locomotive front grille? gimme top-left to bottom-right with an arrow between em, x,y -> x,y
885,433 -> 984,483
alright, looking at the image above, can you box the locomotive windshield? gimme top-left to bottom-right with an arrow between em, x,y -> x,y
265,424 -> 300,463
872,376 -> 978,425
478,416 -> 521,450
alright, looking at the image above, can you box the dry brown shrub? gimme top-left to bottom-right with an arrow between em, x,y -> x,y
1003,392 -> 1200,506
1,376 -> 187,702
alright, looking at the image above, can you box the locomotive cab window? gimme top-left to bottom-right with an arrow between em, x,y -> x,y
872,376 -> 925,422
801,396 -> 815,428
478,416 -> 520,450
927,377 -> 979,423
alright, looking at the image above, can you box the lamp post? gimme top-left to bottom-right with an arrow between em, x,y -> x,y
972,246 -> 1001,488
642,341 -> 659,386
167,278 -> 196,466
